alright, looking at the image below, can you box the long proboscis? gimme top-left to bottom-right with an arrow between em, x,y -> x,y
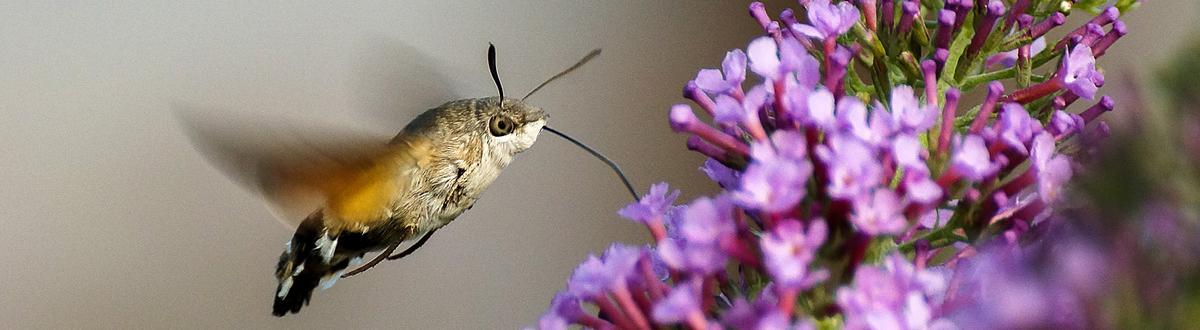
522,49 -> 601,101
544,126 -> 639,201
490,45 -> 637,200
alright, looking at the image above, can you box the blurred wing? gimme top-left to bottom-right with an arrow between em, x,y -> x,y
179,109 -> 410,228
352,38 -> 462,124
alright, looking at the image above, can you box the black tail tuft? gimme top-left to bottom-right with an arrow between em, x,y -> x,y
272,214 -> 352,317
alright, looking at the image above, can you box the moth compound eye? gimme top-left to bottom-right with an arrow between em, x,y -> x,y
489,115 -> 515,136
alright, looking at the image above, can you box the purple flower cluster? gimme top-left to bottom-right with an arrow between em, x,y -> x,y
538,0 -> 1134,328
942,242 -> 1103,328
938,201 -> 1197,328
540,244 -> 663,330
837,254 -> 952,330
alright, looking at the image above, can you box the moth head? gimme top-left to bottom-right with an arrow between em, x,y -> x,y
477,96 -> 546,155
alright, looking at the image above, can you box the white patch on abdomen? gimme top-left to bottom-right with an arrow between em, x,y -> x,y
315,232 -> 337,263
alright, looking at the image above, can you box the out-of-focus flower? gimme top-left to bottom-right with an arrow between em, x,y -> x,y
804,87 -> 839,129
1030,133 -> 1072,203
905,171 -> 943,206
945,236 -> 1110,329
652,279 -> 705,326
722,298 -> 791,330
761,219 -> 828,288
850,190 -> 907,235
891,134 -> 926,170
535,312 -> 567,330
837,254 -> 952,330
793,0 -> 860,40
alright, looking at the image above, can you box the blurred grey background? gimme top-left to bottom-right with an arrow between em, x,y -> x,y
0,1 -> 1193,329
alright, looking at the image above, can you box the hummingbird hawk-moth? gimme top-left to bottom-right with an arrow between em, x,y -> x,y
183,44 -> 628,316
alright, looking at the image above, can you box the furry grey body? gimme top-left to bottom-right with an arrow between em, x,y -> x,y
394,97 -> 545,233
273,96 -> 546,316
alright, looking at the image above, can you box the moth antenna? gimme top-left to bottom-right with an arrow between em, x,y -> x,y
543,126 -> 639,201
522,49 -> 601,101
488,43 -> 504,100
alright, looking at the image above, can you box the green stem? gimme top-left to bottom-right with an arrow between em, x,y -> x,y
962,67 -> 1017,90
961,48 -> 1061,90
897,225 -> 964,253
999,33 -> 1033,52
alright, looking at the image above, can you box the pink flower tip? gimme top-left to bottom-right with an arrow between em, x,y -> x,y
986,0 -> 1005,17
683,81 -> 701,99
781,8 -> 796,22
748,2 -> 772,30
946,88 -> 961,101
1086,23 -> 1105,40
670,104 -> 698,132
686,135 -> 706,149
935,48 -> 950,61
939,10 -> 956,25
1101,6 -> 1121,21
1017,14 -> 1033,28
1051,12 -> 1066,25
988,81 -> 1005,96
1112,20 -> 1128,36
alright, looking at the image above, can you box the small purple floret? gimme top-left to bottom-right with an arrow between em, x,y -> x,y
951,135 -> 999,182
696,49 -> 748,94
850,189 -> 907,235
761,219 -> 829,288
618,182 -> 681,224
793,0 -> 861,40
1060,44 -> 1102,100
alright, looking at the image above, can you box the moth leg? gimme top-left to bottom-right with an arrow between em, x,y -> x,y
387,229 -> 437,260
340,241 -> 400,278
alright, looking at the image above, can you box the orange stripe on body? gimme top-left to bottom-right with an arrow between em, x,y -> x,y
323,138 -> 431,232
